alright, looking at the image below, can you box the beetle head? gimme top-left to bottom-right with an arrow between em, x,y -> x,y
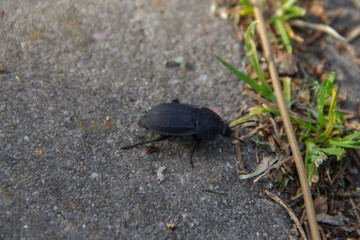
220,123 -> 231,137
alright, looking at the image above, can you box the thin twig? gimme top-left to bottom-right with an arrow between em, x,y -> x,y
349,198 -> 360,223
330,157 -> 350,185
265,190 -> 308,240
353,149 -> 360,169
269,117 -> 280,139
250,1 -> 321,239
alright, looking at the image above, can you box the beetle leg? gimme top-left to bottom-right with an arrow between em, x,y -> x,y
189,139 -> 200,167
121,135 -> 171,149
172,98 -> 180,103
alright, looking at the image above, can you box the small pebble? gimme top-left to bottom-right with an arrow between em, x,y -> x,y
77,59 -> 87,68
90,172 -> 99,179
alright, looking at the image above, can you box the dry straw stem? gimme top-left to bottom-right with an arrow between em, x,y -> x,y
249,1 -> 321,239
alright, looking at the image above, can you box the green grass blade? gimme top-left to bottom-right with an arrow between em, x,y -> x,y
213,53 -> 276,102
328,140 -> 360,149
283,6 -> 306,20
316,72 -> 336,130
323,89 -> 337,138
327,132 -> 360,149
301,110 -> 312,140
304,141 -> 315,185
335,110 -> 345,124
280,0 -> 298,10
274,18 -> 292,53
290,116 -> 317,131
229,107 -> 269,127
316,81 -> 328,130
244,21 -> 273,93
282,77 -> 292,107
342,131 -> 360,141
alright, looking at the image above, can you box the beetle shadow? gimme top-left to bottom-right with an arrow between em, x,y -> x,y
198,138 -> 235,160
122,134 -> 236,167
176,136 -> 235,166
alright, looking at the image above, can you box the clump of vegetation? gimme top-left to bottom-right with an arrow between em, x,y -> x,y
213,0 -> 360,238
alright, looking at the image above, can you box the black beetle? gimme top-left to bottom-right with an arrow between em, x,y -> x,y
121,99 -> 241,166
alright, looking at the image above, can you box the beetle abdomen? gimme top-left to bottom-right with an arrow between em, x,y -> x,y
139,103 -> 199,136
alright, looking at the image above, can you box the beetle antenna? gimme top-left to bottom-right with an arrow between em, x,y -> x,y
230,135 -> 244,143
230,119 -> 256,128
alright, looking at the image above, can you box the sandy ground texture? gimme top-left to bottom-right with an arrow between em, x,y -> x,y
1,0 -> 359,239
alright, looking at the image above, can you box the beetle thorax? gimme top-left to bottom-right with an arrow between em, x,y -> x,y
196,107 -> 224,140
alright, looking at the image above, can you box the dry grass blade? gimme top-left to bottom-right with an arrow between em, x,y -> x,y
239,155 -> 278,180
244,90 -> 316,123
269,117 -> 280,139
289,19 -> 346,42
344,43 -> 360,66
265,190 -> 308,240
235,125 -> 246,172
349,0 -> 360,10
238,124 -> 262,141
346,25 -> 360,42
268,155 -> 294,172
337,108 -> 357,120
250,1 -> 321,239
253,156 -> 274,182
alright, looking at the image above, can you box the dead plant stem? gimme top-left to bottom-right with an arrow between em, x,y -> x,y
250,1 -> 321,239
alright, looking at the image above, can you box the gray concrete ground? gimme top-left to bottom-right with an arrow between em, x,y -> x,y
0,0 -> 359,239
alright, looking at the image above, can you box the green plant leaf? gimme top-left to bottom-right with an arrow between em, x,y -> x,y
280,0 -> 298,11
283,7 -> 306,20
319,147 -> 346,160
342,131 -> 360,141
305,141 -> 328,185
239,7 -> 253,15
